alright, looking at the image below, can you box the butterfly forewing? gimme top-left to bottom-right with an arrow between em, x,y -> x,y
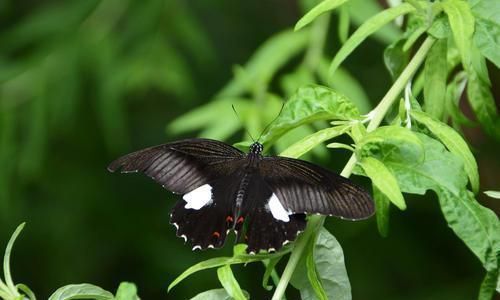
260,157 -> 374,220
108,138 -> 244,194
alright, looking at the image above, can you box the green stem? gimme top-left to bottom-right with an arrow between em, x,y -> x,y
271,36 -> 435,300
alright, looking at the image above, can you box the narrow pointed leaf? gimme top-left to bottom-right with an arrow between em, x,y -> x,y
373,186 -> 390,237
305,235 -> 328,300
359,157 -> 406,210
16,283 -> 36,300
442,0 -> 475,70
217,265 -> 247,300
424,38 -> 447,120
216,30 -> 309,97
329,3 -> 415,76
295,0 -> 349,30
280,125 -> 350,158
168,250 -> 290,291
262,257 -> 282,291
484,191 -> 500,199
4,223 -> 25,293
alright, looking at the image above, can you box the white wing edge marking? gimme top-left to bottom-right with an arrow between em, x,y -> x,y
267,193 -> 291,222
183,184 -> 213,210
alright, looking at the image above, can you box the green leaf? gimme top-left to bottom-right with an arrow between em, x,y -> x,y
484,191 -> 500,199
16,283 -> 36,300
466,59 -> 500,141
347,0 -> 402,44
373,186 -> 390,237
349,122 -> 367,144
411,110 -> 480,193
469,0 -> 500,67
423,38 -> 447,120
356,126 -> 425,164
189,289 -> 232,300
468,0 -> 500,25
329,3 -> 415,76
168,249 -> 290,292
318,59 -> 372,114
445,71 -> 475,127
217,265 -> 247,300
326,142 -> 355,151
305,235 -> 328,300
359,157 -> 406,210
338,5 -> 350,43
372,133 -> 500,273
169,257 -> 235,292
478,268 -> 499,300
280,125 -> 350,158
291,228 -> 351,300
473,18 -> 500,68
280,67 -> 315,97
114,282 -> 139,300
4,223 -> 25,293
428,15 -> 452,39
48,284 -> 114,300
167,98 -> 247,138
442,0 -> 475,70
384,39 -> 410,80
295,0 -> 349,30
259,85 -> 360,146
216,30 -> 309,97
262,257 -> 282,291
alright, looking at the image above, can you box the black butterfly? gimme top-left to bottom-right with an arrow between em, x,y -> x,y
108,138 -> 374,254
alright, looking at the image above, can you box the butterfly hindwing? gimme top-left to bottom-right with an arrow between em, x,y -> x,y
236,173 -> 307,253
170,175 -> 242,250
260,156 -> 374,220
107,138 -> 245,194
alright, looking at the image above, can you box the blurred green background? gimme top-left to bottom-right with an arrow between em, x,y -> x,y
0,0 -> 498,299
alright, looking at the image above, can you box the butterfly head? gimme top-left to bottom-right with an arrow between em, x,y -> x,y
249,142 -> 264,154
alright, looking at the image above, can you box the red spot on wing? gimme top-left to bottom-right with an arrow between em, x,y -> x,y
212,231 -> 220,238
237,216 -> 245,224
226,216 -> 234,223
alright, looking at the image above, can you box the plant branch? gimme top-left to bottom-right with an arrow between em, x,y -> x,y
271,36 -> 435,300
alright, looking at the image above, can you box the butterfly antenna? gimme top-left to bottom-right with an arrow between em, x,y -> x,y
231,104 -> 255,142
257,102 -> 285,142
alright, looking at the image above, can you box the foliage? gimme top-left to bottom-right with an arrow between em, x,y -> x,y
165,0 -> 499,299
0,0 -> 498,299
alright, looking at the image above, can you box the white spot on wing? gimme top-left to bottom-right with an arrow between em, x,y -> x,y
183,184 -> 213,210
267,193 -> 291,222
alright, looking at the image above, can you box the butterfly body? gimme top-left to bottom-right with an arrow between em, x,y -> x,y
108,139 -> 374,253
